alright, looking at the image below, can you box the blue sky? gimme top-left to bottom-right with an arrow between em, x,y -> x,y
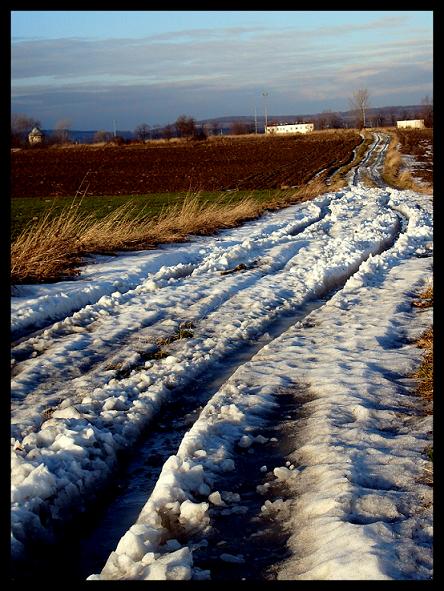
11,10 -> 433,130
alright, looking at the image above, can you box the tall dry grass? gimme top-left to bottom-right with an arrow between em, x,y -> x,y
11,205 -> 90,283
11,194 -> 281,284
12,183 -> 338,285
382,133 -> 432,194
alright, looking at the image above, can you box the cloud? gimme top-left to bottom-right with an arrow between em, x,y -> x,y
11,17 -> 432,127
12,16 -> 430,81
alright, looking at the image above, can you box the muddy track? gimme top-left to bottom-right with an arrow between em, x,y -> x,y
352,132 -> 390,187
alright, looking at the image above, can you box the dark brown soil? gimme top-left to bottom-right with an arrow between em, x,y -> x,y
11,132 -> 361,198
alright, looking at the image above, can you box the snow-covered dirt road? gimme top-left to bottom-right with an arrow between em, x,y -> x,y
11,134 -> 433,580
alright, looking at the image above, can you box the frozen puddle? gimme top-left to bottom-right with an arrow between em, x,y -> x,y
11,159 -> 433,580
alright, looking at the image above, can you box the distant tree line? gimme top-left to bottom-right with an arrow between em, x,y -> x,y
11,114 -> 77,147
11,96 -> 433,149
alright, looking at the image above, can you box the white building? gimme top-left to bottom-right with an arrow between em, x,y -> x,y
265,123 -> 314,135
396,119 -> 425,129
28,127 -> 44,144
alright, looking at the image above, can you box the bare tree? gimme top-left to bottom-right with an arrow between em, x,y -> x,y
162,124 -> 174,141
93,130 -> 112,143
134,122 -> 151,141
175,115 -> 196,138
53,118 -> 72,144
11,113 -> 41,146
349,88 -> 370,128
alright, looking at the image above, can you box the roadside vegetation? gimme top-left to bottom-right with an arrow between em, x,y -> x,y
411,284 -> 433,483
382,129 -> 433,193
11,183 -> 329,284
412,284 -> 433,409
11,190 -> 280,239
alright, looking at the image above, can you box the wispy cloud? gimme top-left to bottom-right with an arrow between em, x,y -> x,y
11,15 -> 432,127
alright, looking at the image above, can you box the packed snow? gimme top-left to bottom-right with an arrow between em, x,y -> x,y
11,141 -> 433,580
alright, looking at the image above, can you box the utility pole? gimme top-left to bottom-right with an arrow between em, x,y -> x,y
254,104 -> 258,134
262,92 -> 268,133
113,119 -> 117,138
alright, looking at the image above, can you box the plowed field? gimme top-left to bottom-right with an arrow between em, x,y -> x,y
11,132 -> 361,198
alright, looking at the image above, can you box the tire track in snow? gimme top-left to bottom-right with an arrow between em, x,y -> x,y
11,200 -> 333,425
11,204 -> 328,343
351,132 -> 390,187
83,139 -> 432,580
370,134 -> 391,187
12,207 -> 405,580
11,192 -> 402,440
10,306 -> 322,581
87,194 -> 432,581
11,191 -> 410,578
351,133 -> 380,186
11,199 -> 328,363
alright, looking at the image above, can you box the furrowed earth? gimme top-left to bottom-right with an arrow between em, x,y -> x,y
11,131 -> 361,198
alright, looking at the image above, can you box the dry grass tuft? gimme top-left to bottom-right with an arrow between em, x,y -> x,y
11,204 -> 90,283
412,284 -> 433,308
151,194 -> 266,240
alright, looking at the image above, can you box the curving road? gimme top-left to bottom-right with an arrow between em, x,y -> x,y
11,134 -> 433,581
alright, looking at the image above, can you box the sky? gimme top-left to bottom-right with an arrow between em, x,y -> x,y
11,10 -> 433,130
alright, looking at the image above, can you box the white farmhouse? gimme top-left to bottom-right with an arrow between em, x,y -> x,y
265,123 -> 314,135
396,119 -> 425,129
